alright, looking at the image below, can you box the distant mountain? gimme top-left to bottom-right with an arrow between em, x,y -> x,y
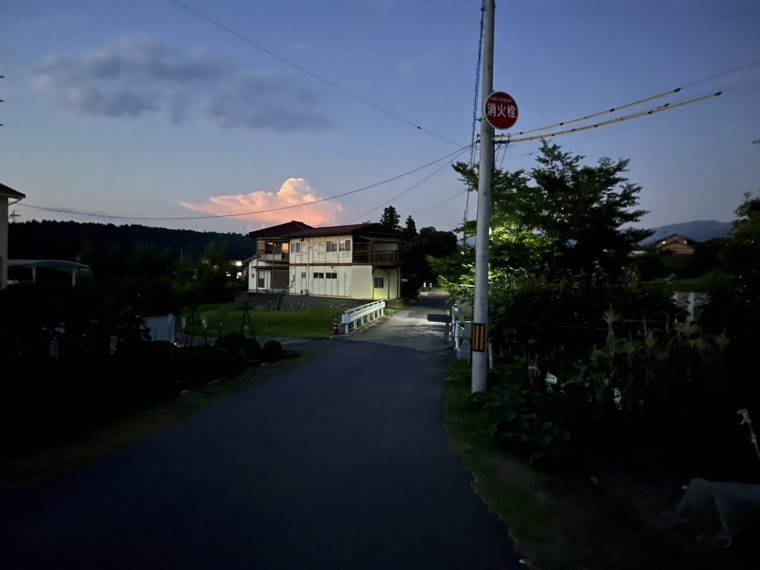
8,220 -> 254,261
640,220 -> 732,245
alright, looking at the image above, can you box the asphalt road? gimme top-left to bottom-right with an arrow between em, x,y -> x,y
1,293 -> 521,569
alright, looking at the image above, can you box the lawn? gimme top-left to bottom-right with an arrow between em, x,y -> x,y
443,361 -> 742,570
1,351 -> 311,488
178,304 -> 339,338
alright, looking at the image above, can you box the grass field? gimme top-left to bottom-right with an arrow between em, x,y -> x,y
178,304 -> 339,338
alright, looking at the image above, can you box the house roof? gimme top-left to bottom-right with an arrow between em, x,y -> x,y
248,220 -> 312,239
248,220 -> 407,242
286,223 -> 374,238
657,233 -> 697,245
0,182 -> 26,200
8,259 -> 90,271
286,223 -> 405,240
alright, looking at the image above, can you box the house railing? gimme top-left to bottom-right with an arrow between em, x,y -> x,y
255,253 -> 289,262
341,300 -> 386,334
352,250 -> 399,266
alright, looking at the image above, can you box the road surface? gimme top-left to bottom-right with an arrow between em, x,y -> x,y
1,293 -> 521,569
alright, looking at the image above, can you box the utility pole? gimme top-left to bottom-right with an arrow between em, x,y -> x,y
471,0 -> 495,393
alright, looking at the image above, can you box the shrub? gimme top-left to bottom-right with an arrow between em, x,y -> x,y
262,340 -> 283,361
214,333 -> 261,359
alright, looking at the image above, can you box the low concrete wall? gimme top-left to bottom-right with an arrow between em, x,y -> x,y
236,291 -> 365,312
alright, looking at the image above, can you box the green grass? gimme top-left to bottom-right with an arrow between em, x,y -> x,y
179,304 -> 339,338
1,351 -> 312,489
443,360 -> 736,570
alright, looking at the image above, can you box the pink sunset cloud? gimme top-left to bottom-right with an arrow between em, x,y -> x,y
179,178 -> 343,227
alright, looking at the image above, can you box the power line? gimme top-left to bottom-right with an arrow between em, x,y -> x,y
496,90 -> 724,144
463,5 -> 485,232
19,145 -> 471,221
513,88 -> 682,137
427,189 -> 469,214
172,0 -> 463,147
469,4 -> 485,164
347,148 -> 468,223
511,57 -> 760,137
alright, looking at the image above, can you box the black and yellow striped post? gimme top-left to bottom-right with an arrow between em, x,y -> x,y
471,322 -> 486,353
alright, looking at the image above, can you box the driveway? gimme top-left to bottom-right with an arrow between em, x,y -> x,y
0,293 -> 521,569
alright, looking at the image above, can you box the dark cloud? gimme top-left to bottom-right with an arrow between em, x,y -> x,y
32,37 -> 330,131
65,84 -> 157,117
205,75 -> 330,132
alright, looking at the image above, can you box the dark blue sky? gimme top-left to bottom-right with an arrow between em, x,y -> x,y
1,0 -> 758,232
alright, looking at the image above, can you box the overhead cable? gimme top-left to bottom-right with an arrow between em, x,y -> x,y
511,57 -> 760,137
20,145 -> 471,221
172,0 -> 463,147
496,90 -> 723,144
469,4 -> 485,164
347,148 -> 468,223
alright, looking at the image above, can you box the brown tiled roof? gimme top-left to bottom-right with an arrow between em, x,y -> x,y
0,182 -> 26,200
248,220 -> 312,238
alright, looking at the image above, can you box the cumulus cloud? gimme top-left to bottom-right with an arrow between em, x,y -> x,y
31,37 -> 330,132
179,178 -> 343,226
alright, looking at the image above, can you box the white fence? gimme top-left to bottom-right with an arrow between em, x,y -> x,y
341,300 -> 386,334
144,314 -> 176,343
450,302 -> 472,359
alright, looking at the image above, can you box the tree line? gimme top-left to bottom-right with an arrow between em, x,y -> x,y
8,220 -> 254,261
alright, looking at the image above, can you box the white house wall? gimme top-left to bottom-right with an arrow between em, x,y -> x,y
247,234 -> 401,300
372,267 -> 399,300
350,266 -> 373,299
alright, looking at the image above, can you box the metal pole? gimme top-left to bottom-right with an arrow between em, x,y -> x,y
472,0 -> 495,394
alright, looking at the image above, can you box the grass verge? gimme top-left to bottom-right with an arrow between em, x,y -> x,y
1,351 -> 312,489
179,305 -> 338,338
443,360 -> 735,570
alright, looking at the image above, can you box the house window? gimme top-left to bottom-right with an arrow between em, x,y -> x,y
301,271 -> 306,279
264,241 -> 281,255
326,272 -> 338,279
292,242 -> 301,254
313,272 -> 324,279
373,277 -> 384,289
339,239 -> 351,252
326,241 -> 337,252
258,275 -> 265,288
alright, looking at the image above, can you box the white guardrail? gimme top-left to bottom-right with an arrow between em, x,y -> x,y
341,300 -> 386,334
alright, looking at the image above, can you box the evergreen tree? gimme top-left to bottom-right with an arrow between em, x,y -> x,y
380,206 -> 401,232
404,215 -> 417,236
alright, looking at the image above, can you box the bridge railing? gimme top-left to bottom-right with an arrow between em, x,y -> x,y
341,300 -> 386,334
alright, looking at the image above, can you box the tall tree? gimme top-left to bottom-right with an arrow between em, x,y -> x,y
453,141 -> 650,279
404,215 -> 417,236
380,205 -> 401,232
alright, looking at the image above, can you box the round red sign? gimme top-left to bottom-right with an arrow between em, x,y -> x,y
484,91 -> 518,130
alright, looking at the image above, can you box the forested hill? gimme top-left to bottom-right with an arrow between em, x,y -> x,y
8,220 -> 254,261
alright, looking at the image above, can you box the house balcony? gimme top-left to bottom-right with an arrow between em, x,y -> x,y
255,253 -> 289,263
352,250 -> 400,266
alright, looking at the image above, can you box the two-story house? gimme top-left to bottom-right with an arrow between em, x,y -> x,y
247,221 -> 404,300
